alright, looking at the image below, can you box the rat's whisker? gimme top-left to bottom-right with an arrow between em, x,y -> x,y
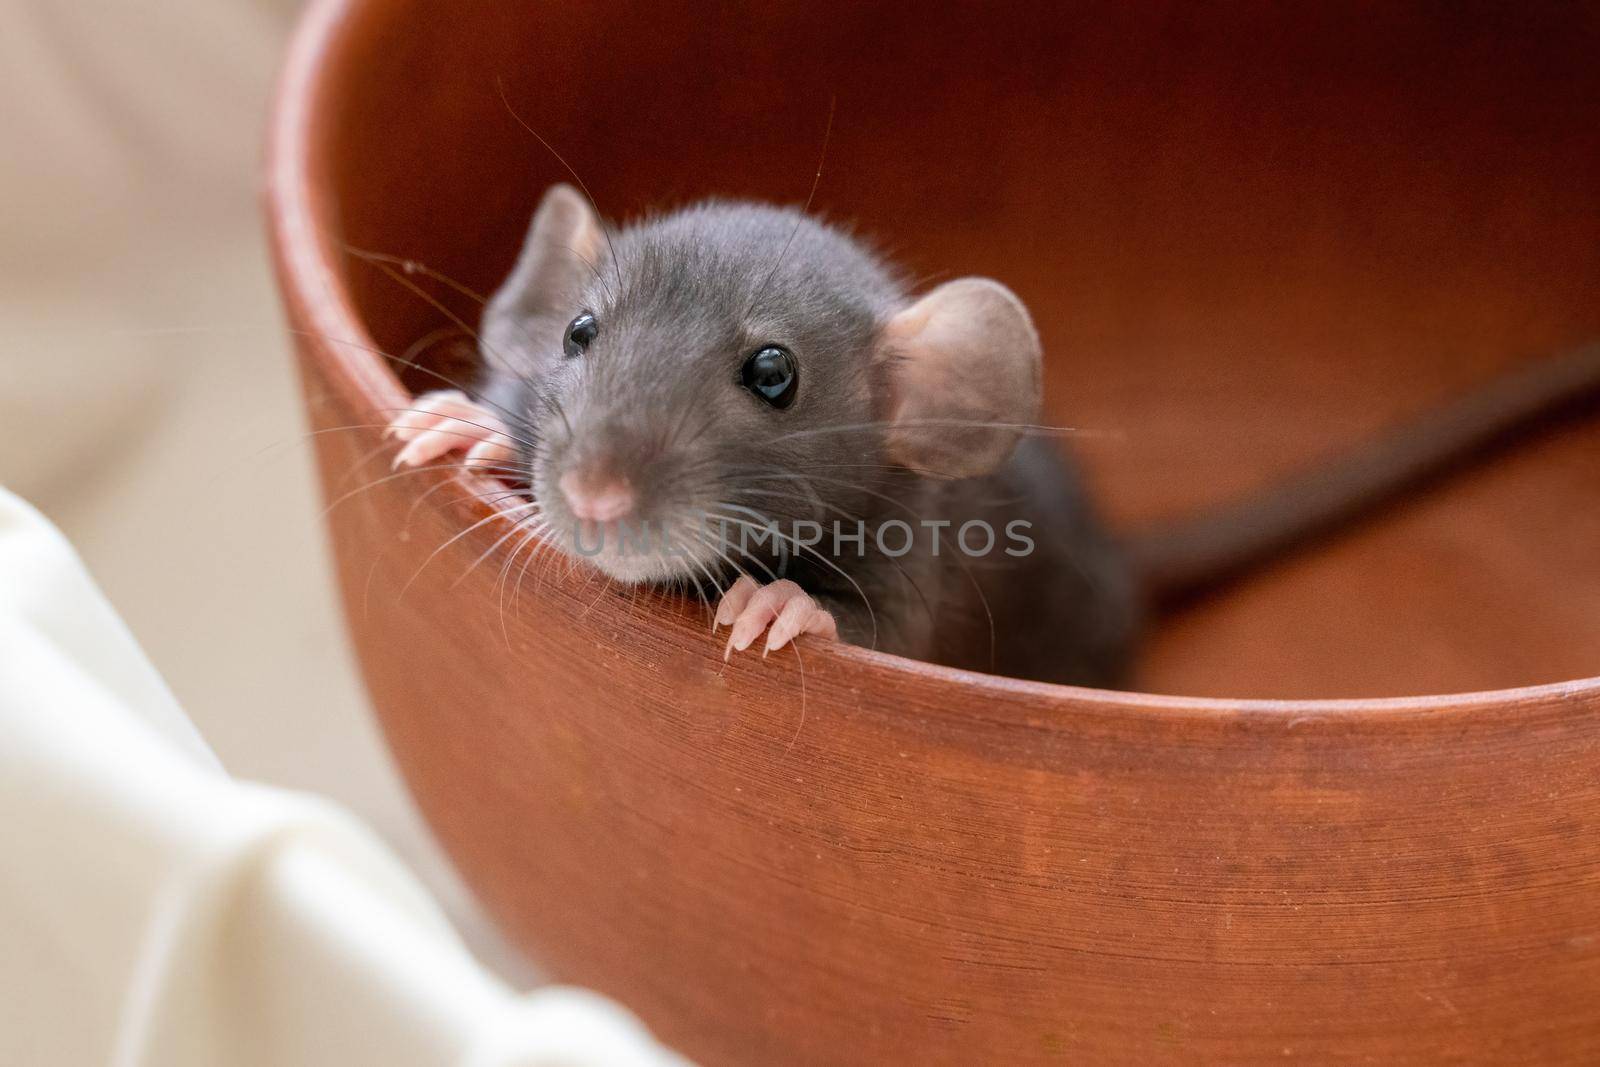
513,521 -> 550,615
397,322 -> 472,369
459,507 -> 552,589
784,633 -> 810,755
346,249 -> 525,382
698,508 -> 781,585
665,398 -> 717,456
769,471 -> 995,663
732,486 -> 867,524
534,389 -> 575,439
677,558 -> 712,619
730,486 -> 938,628
799,460 -> 959,479
320,461 -> 526,520
562,243 -> 614,305
411,485 -> 532,528
496,76 -> 628,302
708,510 -> 879,650
280,415 -> 535,463
767,418 -> 1104,446
577,571 -> 617,620
291,328 -> 536,435
673,538 -> 732,630
493,512 -> 555,645
677,525 -> 734,590
345,246 -> 555,358
745,94 -> 836,320
342,247 -> 492,307
375,406 -> 541,452
401,500 -> 543,600
727,467 -> 832,515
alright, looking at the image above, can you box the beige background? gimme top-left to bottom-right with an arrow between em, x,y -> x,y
0,0 -> 530,979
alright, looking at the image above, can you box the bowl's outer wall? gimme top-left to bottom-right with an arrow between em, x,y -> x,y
270,1 -> 1600,1063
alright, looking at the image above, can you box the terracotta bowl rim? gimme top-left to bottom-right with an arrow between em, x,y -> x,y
264,0 -> 1600,719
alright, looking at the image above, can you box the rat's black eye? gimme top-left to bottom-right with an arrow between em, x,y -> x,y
740,345 -> 798,409
563,313 -> 598,359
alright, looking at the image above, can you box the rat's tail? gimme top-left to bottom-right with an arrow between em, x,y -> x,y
1125,341 -> 1600,605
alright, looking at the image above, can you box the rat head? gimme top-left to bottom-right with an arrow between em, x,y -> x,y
481,184 -> 1042,584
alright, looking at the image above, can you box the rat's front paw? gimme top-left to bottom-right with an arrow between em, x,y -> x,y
386,389 -> 517,469
716,577 -> 838,660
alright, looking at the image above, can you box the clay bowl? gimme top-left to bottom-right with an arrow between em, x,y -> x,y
267,1 -> 1600,1062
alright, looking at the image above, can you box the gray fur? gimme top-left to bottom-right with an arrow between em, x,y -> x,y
476,196 -> 1139,687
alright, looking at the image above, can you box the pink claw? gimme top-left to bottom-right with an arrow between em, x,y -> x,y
766,593 -> 838,654
719,579 -> 837,661
715,575 -> 760,629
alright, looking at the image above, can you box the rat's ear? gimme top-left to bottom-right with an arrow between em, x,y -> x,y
876,278 -> 1043,478
490,183 -> 604,316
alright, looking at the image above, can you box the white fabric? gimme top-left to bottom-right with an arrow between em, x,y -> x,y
0,485 -> 689,1066
0,0 -> 532,983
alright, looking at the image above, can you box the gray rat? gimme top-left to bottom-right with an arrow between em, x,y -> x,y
388,184 -> 1600,687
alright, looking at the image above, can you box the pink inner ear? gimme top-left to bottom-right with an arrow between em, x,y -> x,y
569,206 -> 603,268
878,278 -> 1043,478
537,185 -> 604,266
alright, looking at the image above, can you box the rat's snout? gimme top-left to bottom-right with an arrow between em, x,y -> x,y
558,465 -> 635,522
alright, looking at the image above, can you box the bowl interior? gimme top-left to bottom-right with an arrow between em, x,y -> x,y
321,0 -> 1600,699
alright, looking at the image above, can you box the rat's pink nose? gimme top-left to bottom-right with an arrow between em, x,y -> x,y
558,468 -> 635,522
